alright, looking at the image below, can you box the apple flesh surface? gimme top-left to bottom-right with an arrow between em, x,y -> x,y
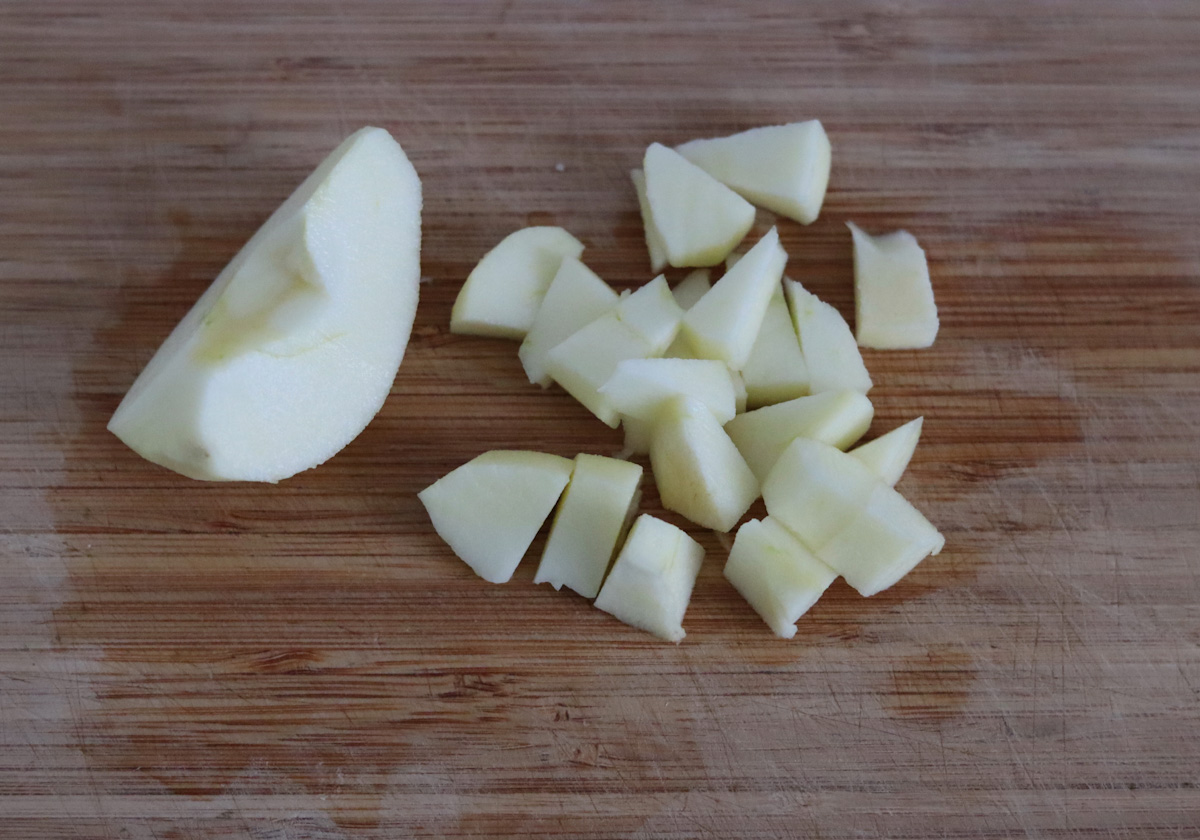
518,256 -> 618,387
850,416 -> 924,486
671,268 -> 712,310
784,278 -> 873,394
534,454 -> 643,599
601,357 -> 739,426
631,168 -> 669,273
675,120 -> 832,225
593,514 -> 705,642
418,450 -> 573,584
650,396 -> 759,532
108,126 -> 421,482
849,222 -> 939,349
724,517 -> 838,638
740,280 -> 810,408
450,226 -> 583,339
724,390 -> 874,483
643,142 -> 755,267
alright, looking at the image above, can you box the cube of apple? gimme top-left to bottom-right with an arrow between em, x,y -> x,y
418,450 -> 573,583
643,143 -> 755,267
724,517 -> 838,638
724,390 -> 874,483
544,275 -> 682,427
849,222 -> 939,349
593,514 -> 705,642
784,279 -> 872,394
675,121 -> 832,225
681,227 -> 787,370
650,396 -> 759,532
631,169 -> 668,273
534,454 -> 643,599
518,256 -> 619,387
671,268 -> 712,310
740,281 -> 810,408
850,417 -> 923,486
601,357 -> 738,426
451,227 -> 584,339
762,438 -> 944,596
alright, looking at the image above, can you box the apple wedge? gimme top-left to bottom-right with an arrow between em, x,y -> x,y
784,279 -> 873,394
681,227 -> 787,370
850,417 -> 924,486
724,390 -> 874,483
724,517 -> 838,638
740,280 -> 810,408
849,222 -> 939,349
544,275 -> 683,427
631,168 -> 668,273
620,415 -> 653,458
450,226 -> 584,339
601,357 -> 739,426
534,454 -> 643,599
593,514 -> 705,642
518,256 -> 618,387
763,438 -> 944,596
671,268 -> 712,310
418,450 -> 573,584
643,142 -> 755,267
650,396 -> 759,532
108,126 -> 421,482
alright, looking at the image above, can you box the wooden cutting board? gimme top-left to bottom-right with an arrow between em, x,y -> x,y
2,2 -> 1198,837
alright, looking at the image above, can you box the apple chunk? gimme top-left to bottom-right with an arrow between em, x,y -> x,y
451,226 -> 584,339
675,120 -> 832,225
518,256 -> 618,387
849,222 -> 939,349
671,268 -> 712,310
631,168 -> 669,273
724,517 -> 838,638
601,357 -> 739,426
740,281 -> 809,408
593,514 -> 705,642
535,454 -> 643,599
785,279 -> 873,394
418,450 -> 573,584
108,126 -> 421,482
850,417 -> 924,486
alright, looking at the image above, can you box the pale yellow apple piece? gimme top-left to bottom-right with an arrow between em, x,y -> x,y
620,415 -> 653,457
681,227 -> 787,370
784,278 -> 872,394
724,390 -> 874,483
593,514 -> 705,642
418,450 -> 573,584
741,281 -> 810,408
534,454 -> 643,599
108,127 -> 421,483
650,396 -> 759,532
643,143 -> 755,267
849,222 -> 939,349
518,256 -> 618,387
451,226 -> 584,339
850,417 -> 924,486
631,168 -> 668,273
671,268 -> 712,310
730,367 -> 748,414
675,120 -> 832,225
601,357 -> 738,425
724,517 -> 838,638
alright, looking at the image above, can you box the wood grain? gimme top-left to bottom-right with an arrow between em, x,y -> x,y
2,1 -> 1198,837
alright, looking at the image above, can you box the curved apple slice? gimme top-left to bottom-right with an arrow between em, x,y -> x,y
108,127 -> 421,482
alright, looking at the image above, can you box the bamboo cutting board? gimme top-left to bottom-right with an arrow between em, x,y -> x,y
2,2 -> 1198,837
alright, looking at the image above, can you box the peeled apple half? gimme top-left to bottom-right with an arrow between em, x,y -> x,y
108,127 -> 422,482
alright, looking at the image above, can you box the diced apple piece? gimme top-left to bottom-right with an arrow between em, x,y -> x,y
650,396 -> 759,532
671,268 -> 712,310
518,256 -> 618,387
620,415 -> 653,457
741,281 -> 810,408
785,279 -> 872,394
451,226 -> 584,339
418,451 -> 573,584
675,121 -> 832,225
601,358 -> 738,425
593,514 -> 705,642
643,143 -> 755,267
681,227 -> 787,369
850,417 -> 924,486
534,454 -> 643,599
849,222 -> 939,349
631,169 -> 668,273
762,438 -> 943,596
724,517 -> 838,638
108,127 -> 421,482
730,368 -> 748,414
545,276 -> 682,427
724,390 -> 874,483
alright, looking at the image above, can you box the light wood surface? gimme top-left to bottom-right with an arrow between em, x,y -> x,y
2,2 -> 1198,837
